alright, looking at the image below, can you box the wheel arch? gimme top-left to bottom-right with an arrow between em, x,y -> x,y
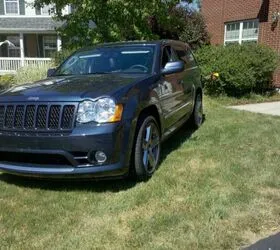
136,104 -> 162,135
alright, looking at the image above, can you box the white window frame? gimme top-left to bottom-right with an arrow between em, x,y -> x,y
224,19 -> 259,45
6,35 -> 20,57
4,0 -> 20,15
43,35 -> 57,58
40,5 -> 52,15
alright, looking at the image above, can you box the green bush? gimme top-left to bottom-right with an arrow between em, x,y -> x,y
14,63 -> 53,85
195,44 -> 280,96
0,74 -> 15,90
53,48 -> 76,66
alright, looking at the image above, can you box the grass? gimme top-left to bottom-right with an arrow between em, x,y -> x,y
213,92 -> 280,106
14,63 -> 53,85
1,96 -> 280,249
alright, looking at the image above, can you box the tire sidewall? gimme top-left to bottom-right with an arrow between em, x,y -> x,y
134,116 -> 161,180
193,93 -> 203,128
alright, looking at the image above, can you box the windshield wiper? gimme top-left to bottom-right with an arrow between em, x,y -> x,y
87,72 -> 111,75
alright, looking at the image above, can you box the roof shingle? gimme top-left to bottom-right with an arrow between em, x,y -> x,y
0,17 -> 62,32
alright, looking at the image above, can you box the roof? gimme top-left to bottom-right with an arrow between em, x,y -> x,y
78,40 -> 183,52
0,17 -> 62,32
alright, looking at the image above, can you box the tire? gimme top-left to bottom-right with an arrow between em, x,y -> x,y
190,92 -> 203,129
133,116 -> 161,181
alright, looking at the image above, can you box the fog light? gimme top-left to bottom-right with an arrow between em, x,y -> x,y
95,151 -> 107,163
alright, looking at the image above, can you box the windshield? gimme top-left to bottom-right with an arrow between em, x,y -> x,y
55,45 -> 156,76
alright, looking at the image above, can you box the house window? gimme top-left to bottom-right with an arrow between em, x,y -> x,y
43,36 -> 57,58
35,4 -> 53,15
225,20 -> 259,45
5,0 -> 19,14
41,5 -> 51,15
7,35 -> 20,57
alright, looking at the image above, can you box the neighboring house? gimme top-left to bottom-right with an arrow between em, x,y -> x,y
0,0 -> 69,73
202,0 -> 280,87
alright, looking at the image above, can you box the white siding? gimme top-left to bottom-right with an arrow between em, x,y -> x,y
2,0 -> 69,16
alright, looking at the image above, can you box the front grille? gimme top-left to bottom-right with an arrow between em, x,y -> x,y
0,103 -> 77,132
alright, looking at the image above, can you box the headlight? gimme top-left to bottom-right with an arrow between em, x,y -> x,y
77,98 -> 123,123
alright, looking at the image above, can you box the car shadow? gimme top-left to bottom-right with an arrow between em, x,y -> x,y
0,116 -> 205,192
0,174 -> 137,193
160,123 -> 198,165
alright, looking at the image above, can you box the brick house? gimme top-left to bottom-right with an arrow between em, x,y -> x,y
0,0 -> 70,73
201,0 -> 280,87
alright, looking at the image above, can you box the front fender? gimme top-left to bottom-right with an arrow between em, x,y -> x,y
119,77 -> 164,167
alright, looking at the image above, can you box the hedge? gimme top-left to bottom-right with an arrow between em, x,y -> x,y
195,44 -> 280,96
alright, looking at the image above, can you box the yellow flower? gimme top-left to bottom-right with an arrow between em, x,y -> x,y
212,72 -> 219,78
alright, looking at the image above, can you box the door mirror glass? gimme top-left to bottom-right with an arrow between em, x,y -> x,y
161,61 -> 184,75
47,68 -> 56,77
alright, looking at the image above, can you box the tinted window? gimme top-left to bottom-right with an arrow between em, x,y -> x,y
186,50 -> 197,68
55,46 -> 156,76
174,45 -> 197,69
161,46 -> 178,68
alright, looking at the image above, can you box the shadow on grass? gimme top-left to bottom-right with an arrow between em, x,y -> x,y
0,117 -> 204,192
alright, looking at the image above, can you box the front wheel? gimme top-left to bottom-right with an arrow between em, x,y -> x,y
134,116 -> 161,181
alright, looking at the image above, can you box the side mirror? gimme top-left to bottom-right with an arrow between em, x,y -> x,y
47,68 -> 56,77
161,61 -> 184,75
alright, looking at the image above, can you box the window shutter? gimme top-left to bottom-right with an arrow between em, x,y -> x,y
19,0 -> 25,15
0,35 -> 8,56
0,0 -> 4,15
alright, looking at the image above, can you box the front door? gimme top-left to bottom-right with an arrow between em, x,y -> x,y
159,45 -> 186,129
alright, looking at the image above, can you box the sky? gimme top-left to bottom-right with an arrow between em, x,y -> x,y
179,0 -> 200,11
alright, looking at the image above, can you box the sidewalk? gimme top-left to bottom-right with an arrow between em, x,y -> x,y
230,102 -> 280,116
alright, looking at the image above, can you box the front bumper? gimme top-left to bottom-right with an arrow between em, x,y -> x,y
0,122 -> 133,178
0,162 -> 125,179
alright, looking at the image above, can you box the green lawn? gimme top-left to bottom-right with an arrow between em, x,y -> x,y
1,97 -> 280,249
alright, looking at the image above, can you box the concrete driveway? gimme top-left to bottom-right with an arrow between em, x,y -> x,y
230,102 -> 280,116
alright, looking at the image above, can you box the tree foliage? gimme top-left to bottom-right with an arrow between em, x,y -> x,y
34,0 -> 208,49
150,6 -> 209,49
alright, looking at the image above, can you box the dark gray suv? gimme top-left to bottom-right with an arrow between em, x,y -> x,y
0,40 -> 203,180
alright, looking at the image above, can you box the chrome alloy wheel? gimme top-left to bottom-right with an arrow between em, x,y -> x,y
142,122 -> 160,174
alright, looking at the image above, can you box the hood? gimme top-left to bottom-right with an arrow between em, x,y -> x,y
0,74 -> 150,102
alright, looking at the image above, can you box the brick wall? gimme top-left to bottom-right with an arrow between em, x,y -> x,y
259,0 -> 280,85
201,0 -> 224,44
202,0 -> 280,87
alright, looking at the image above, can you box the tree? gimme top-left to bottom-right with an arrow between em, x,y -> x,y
34,0 -> 207,49
149,6 -> 209,49
34,0 -> 181,48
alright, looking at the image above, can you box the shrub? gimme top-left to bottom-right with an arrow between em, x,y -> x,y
177,10 -> 210,50
14,63 -> 53,85
150,6 -> 210,50
0,74 -> 15,90
53,48 -> 76,66
195,44 -> 280,96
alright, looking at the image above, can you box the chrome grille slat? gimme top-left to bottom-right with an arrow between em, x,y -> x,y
0,103 -> 77,131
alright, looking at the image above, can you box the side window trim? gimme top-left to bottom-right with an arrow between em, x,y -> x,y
161,45 -> 171,69
161,44 -> 179,69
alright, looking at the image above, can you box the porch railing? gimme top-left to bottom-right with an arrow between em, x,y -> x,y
0,57 -> 52,73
